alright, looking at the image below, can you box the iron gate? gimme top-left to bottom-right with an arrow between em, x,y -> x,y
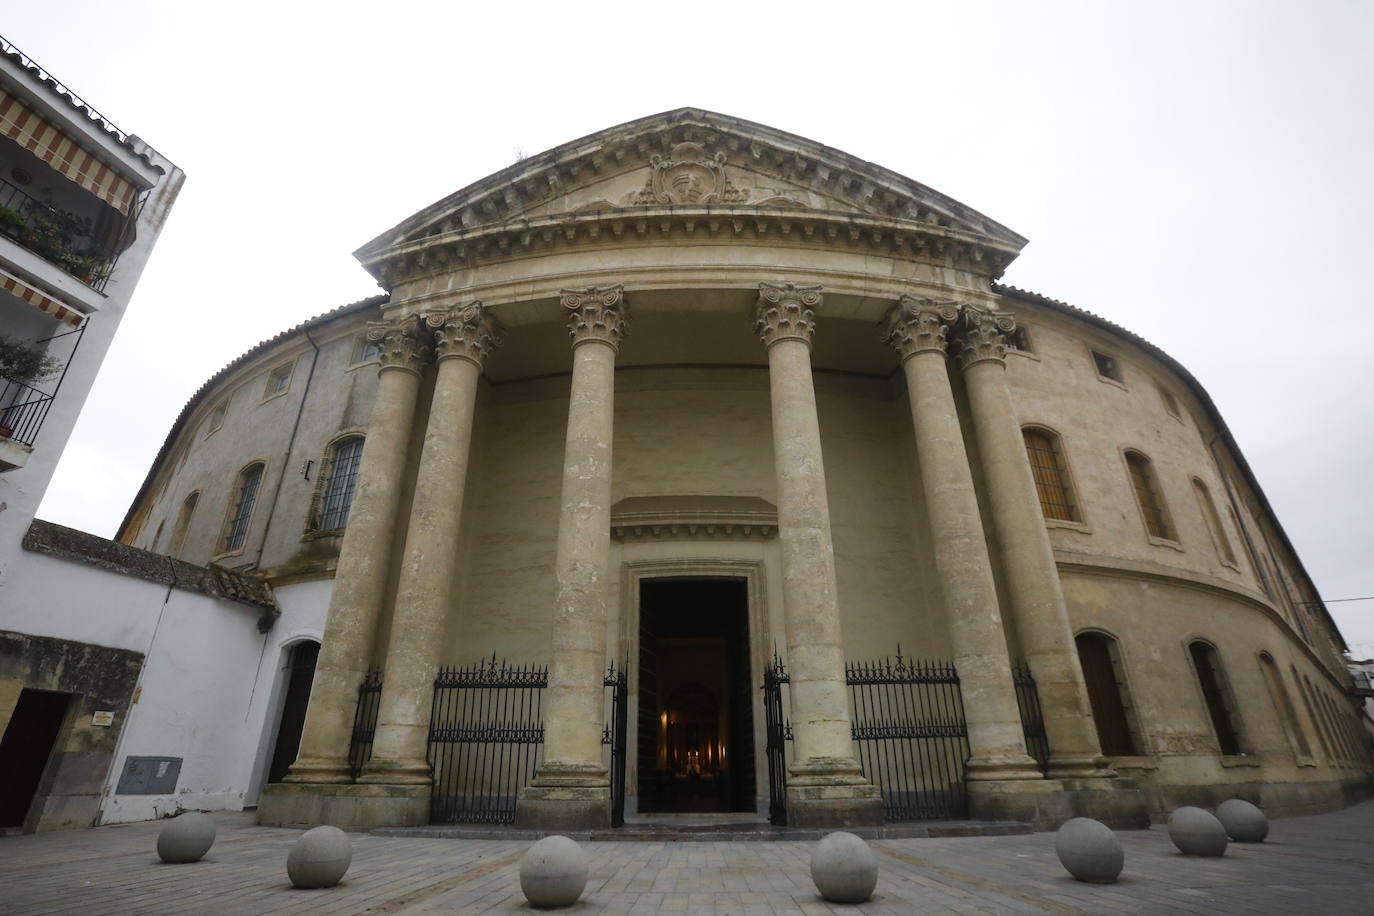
763,648 -> 971,824
847,651 -> 971,821
1012,660 -> 1050,772
422,656 -> 628,827
347,670 -> 383,779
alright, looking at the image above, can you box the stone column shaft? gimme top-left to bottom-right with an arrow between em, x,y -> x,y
882,298 -> 1040,782
756,282 -> 881,826
362,303 -> 503,785
286,316 -> 429,784
516,286 -> 627,830
958,307 -> 1111,780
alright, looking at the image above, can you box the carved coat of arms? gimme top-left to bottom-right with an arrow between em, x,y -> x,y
635,141 -> 747,205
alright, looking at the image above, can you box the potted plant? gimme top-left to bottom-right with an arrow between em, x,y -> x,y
0,335 -> 62,386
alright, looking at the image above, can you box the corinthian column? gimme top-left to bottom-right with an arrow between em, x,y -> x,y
755,281 -> 882,827
284,315 -> 431,784
361,302 -> 504,785
955,305 -> 1112,781
880,296 -> 1041,784
515,285 -> 628,831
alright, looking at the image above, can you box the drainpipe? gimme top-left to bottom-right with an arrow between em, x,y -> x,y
253,327 -> 320,573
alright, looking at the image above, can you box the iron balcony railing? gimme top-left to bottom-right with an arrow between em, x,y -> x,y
0,374 -> 55,447
0,175 -> 117,292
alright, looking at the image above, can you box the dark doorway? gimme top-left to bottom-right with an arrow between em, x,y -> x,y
0,689 -> 72,829
638,578 -> 754,813
268,641 -> 320,784
1075,633 -> 1138,757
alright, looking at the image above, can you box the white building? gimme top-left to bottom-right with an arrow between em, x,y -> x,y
0,36 -> 295,833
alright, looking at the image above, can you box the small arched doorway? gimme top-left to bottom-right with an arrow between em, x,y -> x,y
1075,632 -> 1139,757
267,641 -> 319,784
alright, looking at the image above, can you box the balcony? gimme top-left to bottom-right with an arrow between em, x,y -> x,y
0,175 -> 118,292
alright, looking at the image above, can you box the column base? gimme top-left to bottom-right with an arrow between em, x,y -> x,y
357,757 -> 433,785
514,785 -> 612,831
785,756 -> 885,828
256,782 -> 430,830
281,756 -> 355,785
966,753 -> 1046,782
1046,753 -> 1117,781
966,776 -> 1151,830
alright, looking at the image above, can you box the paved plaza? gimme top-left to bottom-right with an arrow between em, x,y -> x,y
2,802 -> 1373,914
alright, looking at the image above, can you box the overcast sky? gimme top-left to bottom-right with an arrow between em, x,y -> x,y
10,1 -> 1373,654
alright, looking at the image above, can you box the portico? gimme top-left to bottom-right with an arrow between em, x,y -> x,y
255,108 -> 1146,833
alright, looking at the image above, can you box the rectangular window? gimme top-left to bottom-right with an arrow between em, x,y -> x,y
352,336 -> 382,365
1092,350 -> 1122,382
264,362 -> 293,398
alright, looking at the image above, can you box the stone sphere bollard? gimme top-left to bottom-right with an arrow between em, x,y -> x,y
1217,799 -> 1269,843
156,812 -> 216,864
1054,817 -> 1124,883
287,825 -> 353,889
810,831 -> 879,904
519,835 -> 589,908
1167,806 -> 1228,856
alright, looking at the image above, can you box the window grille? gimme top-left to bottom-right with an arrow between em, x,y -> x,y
224,464 -> 263,552
314,437 -> 364,531
1023,428 -> 1077,521
1125,451 -> 1173,540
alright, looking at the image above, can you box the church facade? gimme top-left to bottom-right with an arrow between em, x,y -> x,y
119,110 -> 1372,831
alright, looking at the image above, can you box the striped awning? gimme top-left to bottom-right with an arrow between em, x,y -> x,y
0,264 -> 84,327
0,87 -> 138,215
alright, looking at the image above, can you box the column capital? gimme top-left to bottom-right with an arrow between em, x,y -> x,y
880,295 -> 961,360
563,284 -> 629,351
954,304 -> 1018,370
366,314 -> 433,375
754,281 -> 823,349
425,301 -> 505,367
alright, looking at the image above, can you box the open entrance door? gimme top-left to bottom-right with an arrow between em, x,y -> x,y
268,641 -> 319,784
0,689 -> 71,830
638,578 -> 754,813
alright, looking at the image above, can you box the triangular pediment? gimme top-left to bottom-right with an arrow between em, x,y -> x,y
355,109 -> 1026,267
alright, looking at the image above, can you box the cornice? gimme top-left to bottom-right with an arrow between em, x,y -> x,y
363,205 -> 1020,291
1053,549 -> 1349,691
610,495 -> 778,542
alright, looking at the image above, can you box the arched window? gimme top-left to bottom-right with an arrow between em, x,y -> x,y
1188,641 -> 1242,755
311,436 -> 365,532
1295,666 -> 1333,760
1023,427 -> 1078,522
167,491 -> 199,559
1191,479 -> 1236,565
1257,653 -> 1311,758
1125,450 -> 1174,540
1075,632 -> 1139,756
222,463 -> 264,553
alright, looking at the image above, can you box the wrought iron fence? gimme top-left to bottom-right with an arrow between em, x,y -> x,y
420,655 -> 627,827
761,650 -> 793,826
1012,660 -> 1050,772
347,670 -> 383,779
846,650 -> 971,821
0,375 -> 55,447
763,647 -> 972,824
427,656 -> 548,825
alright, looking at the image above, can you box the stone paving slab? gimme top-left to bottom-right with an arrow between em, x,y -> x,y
1,801 -> 1371,914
